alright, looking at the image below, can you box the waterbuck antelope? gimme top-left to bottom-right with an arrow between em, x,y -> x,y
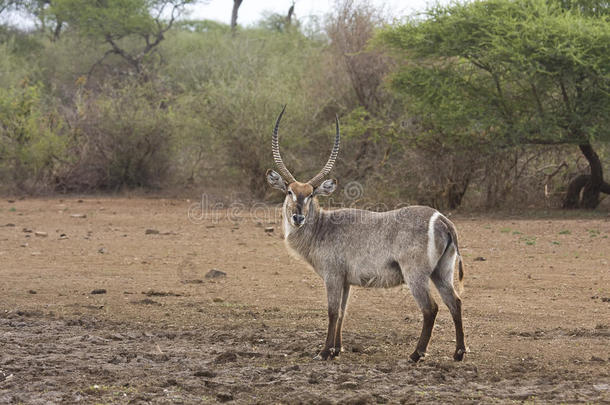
266,106 -> 466,362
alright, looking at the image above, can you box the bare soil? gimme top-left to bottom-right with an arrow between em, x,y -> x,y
0,197 -> 609,404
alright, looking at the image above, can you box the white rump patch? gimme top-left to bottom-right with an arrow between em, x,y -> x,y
427,211 -> 441,268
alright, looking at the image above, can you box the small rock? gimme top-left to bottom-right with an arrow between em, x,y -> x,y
59,234 -> 68,240
351,344 -> 364,353
20,243 -> 28,248
213,297 -> 224,303
264,227 -> 274,233
143,290 -> 181,297
182,279 -> 203,284
590,356 -> 605,362
34,231 -> 47,237
216,392 -> 233,403
145,229 -> 160,235
339,381 -> 359,390
22,228 -> 32,233
28,290 -> 37,294
372,394 -> 389,404
144,352 -> 170,362
70,214 -> 87,218
4,223 -> 15,227
106,333 -> 124,340
344,394 -> 375,404
98,247 -> 107,254
473,256 -> 486,261
205,269 -> 226,279
214,352 -> 237,364
91,289 -> 107,295
0,371 -> 13,383
131,298 -> 161,306
308,373 -> 320,384
194,369 -> 217,378
31,251 -> 41,256
165,378 -> 178,386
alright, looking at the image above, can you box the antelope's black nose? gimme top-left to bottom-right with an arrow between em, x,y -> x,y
292,214 -> 305,226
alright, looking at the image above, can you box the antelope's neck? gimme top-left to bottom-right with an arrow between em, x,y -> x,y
282,199 -> 321,261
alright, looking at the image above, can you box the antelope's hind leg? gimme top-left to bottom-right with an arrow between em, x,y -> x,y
406,272 -> 438,363
431,252 -> 466,361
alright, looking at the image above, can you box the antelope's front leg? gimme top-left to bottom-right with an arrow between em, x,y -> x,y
314,278 -> 343,360
334,283 -> 351,355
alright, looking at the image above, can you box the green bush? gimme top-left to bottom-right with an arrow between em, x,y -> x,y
0,83 -> 70,192
63,81 -> 174,190
160,27 -> 336,198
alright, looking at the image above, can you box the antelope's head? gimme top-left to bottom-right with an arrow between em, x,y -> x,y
266,106 -> 339,228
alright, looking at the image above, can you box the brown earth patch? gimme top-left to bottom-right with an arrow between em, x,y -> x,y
0,198 -> 608,403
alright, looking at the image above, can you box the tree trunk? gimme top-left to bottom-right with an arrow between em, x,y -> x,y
286,3 -> 295,27
563,143 -> 610,209
231,0 -> 243,34
446,180 -> 470,209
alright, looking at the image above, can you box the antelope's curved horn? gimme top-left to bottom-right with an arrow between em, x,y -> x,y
308,115 -> 340,187
271,105 -> 296,184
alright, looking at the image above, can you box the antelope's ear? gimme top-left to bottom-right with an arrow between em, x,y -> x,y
266,169 -> 287,192
313,178 -> 337,196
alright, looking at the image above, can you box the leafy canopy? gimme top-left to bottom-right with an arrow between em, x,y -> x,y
377,0 -> 610,146
49,0 -> 192,40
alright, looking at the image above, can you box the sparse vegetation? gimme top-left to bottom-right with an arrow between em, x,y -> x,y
0,0 -> 608,211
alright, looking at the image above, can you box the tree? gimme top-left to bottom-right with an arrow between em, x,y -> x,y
48,0 -> 198,75
231,0 -> 242,33
378,0 -> 610,208
2,1 -> 201,71
1,1 -> 67,40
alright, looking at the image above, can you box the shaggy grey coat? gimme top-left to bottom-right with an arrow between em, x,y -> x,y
283,199 -> 466,362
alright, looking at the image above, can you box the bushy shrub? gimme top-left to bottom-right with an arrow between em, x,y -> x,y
160,27 -> 336,198
0,2 -> 607,209
0,83 -> 70,192
59,81 -> 174,191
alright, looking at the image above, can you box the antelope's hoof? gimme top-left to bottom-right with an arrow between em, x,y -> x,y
453,348 -> 466,362
332,346 -> 343,357
409,350 -> 426,363
313,348 -> 336,361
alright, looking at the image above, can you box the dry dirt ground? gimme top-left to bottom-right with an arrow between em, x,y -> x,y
0,197 -> 608,404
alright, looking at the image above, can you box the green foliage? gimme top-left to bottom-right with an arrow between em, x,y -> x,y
69,81 -> 174,190
0,83 -> 69,191
176,19 -> 231,34
50,0 -> 157,40
257,11 -> 300,33
378,0 -> 610,145
160,28 -> 332,197
0,0 -> 608,209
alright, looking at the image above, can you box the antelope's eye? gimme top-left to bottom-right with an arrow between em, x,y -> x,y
287,190 -> 293,196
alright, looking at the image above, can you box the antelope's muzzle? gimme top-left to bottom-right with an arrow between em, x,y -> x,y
292,214 -> 305,226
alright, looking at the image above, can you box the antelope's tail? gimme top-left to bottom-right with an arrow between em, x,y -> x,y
440,214 -> 465,295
